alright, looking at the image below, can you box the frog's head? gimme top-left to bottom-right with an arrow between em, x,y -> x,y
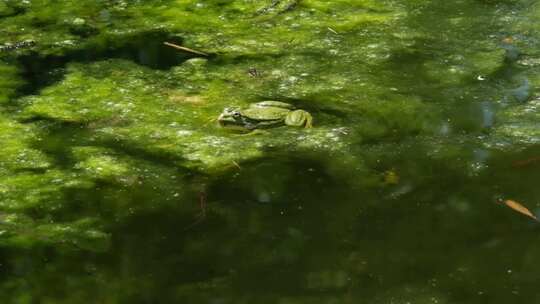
218,107 -> 245,128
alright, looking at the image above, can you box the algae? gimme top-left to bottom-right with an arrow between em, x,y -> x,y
0,0 -> 539,303
0,63 -> 23,104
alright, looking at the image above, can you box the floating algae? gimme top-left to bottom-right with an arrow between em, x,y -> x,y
0,0 -> 539,303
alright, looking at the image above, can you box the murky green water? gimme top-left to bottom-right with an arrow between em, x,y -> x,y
1,1 -> 540,303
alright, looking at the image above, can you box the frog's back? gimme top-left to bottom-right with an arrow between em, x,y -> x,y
243,107 -> 290,120
252,101 -> 296,110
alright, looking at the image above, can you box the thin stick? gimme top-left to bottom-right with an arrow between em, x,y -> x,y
183,191 -> 208,231
164,42 -> 209,57
513,156 -> 540,167
231,160 -> 242,170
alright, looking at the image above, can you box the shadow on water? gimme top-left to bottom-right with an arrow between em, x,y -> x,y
1,142 -> 540,302
20,116 -> 186,166
99,155 -> 360,300
16,29 -> 196,96
0,1 -> 26,18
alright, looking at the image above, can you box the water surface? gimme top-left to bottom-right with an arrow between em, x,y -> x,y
0,1 -> 539,303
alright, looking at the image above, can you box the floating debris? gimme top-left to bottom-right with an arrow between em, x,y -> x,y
512,156 -> 540,167
501,199 -> 538,221
383,169 -> 400,185
163,41 -> 208,57
248,67 -> 261,77
327,27 -> 339,35
231,160 -> 242,170
183,190 -> 208,231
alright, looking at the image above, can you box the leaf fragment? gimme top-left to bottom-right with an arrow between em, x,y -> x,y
502,199 -> 538,221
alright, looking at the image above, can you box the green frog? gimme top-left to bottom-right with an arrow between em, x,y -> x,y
218,101 -> 313,131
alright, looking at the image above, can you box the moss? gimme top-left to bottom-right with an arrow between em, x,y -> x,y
0,114 -> 50,172
0,1 -> 539,301
420,45 -> 505,87
492,98 -> 540,145
19,59 -> 370,173
0,0 -> 528,230
0,170 -> 94,212
72,147 -> 131,182
0,63 -> 24,104
0,215 -> 109,251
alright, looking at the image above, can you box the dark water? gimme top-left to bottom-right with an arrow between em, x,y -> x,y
5,146 -> 540,303
1,1 -> 540,303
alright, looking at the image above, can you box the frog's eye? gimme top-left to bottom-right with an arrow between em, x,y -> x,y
232,111 -> 241,118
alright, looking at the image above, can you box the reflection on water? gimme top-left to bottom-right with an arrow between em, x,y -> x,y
508,78 -> 532,103
4,145 -> 540,303
480,101 -> 495,129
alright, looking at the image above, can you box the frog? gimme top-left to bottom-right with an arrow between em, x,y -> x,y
218,101 -> 313,131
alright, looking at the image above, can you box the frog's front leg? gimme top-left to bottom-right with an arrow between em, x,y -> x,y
304,113 -> 313,128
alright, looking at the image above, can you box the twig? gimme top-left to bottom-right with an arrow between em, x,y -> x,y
199,190 -> 207,218
327,27 -> 338,35
512,156 -> 540,167
231,160 -> 242,170
164,42 -> 208,57
183,191 -> 208,231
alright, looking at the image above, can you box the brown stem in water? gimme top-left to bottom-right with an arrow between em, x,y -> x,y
163,42 -> 208,57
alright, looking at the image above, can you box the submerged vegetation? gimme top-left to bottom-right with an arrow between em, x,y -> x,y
1,0 -> 539,302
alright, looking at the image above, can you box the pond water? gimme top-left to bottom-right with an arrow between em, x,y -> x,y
1,1 -> 539,303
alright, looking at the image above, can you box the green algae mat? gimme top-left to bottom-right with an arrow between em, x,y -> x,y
1,1 -> 540,303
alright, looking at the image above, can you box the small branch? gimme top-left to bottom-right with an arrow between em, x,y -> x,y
164,42 -> 208,57
327,27 -> 338,35
231,160 -> 242,170
513,156 -> 540,167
